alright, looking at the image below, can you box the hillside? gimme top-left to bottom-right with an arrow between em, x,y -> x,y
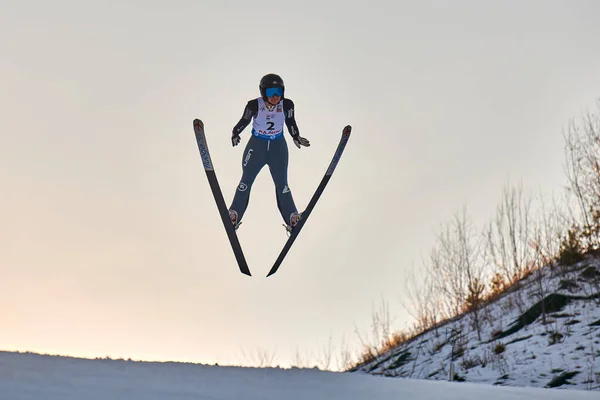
352,255 -> 600,391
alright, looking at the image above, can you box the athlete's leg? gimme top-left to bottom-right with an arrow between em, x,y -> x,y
267,137 -> 299,225
229,136 -> 267,223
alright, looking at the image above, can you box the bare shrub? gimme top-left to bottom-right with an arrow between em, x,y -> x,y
430,207 -> 485,325
354,297 -> 399,365
494,342 -> 506,355
484,181 -> 535,286
241,346 -> 277,367
404,262 -> 443,336
562,103 -> 600,253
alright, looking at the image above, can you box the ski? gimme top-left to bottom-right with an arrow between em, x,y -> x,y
193,119 -> 251,276
266,125 -> 352,277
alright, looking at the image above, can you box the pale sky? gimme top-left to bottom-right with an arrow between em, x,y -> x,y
2,0 -> 600,367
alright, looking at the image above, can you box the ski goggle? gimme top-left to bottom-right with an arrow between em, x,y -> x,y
265,87 -> 283,97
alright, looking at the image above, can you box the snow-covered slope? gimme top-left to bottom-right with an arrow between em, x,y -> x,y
354,257 -> 600,391
1,350 -> 599,400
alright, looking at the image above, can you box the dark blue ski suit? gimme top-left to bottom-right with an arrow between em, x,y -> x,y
228,97 -> 303,226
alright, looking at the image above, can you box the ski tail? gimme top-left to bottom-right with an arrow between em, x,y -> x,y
266,125 -> 352,277
193,119 -> 251,276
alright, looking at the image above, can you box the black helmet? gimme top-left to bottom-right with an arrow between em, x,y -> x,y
259,73 -> 285,100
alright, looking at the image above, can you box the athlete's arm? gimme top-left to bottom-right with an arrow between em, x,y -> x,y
232,99 -> 259,136
283,98 -> 300,137
283,98 -> 310,148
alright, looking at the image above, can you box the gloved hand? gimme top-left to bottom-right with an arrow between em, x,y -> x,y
231,133 -> 241,147
292,135 -> 310,149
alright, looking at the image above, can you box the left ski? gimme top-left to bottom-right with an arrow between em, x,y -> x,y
193,119 -> 251,276
266,125 -> 352,277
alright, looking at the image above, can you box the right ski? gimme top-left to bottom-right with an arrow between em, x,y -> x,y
193,119 -> 251,276
266,125 -> 352,277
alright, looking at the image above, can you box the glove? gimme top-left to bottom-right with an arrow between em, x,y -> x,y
292,135 -> 310,149
231,133 -> 241,147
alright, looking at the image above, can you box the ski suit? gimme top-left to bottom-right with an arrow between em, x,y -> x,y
229,97 -> 300,225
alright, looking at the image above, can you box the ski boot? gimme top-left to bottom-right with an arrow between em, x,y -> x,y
229,210 -> 241,231
284,212 -> 302,235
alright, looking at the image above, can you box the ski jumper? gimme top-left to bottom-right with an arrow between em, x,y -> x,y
229,97 -> 300,224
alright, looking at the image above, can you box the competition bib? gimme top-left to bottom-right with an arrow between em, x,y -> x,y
251,97 -> 285,140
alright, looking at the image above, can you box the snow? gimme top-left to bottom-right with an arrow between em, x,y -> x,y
0,351 -> 598,400
356,258 -> 600,391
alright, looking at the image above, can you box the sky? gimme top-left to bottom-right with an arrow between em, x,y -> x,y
2,0 -> 600,368
2,351 -> 600,400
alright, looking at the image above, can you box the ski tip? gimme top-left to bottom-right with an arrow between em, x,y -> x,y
193,119 -> 204,129
343,125 -> 352,136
